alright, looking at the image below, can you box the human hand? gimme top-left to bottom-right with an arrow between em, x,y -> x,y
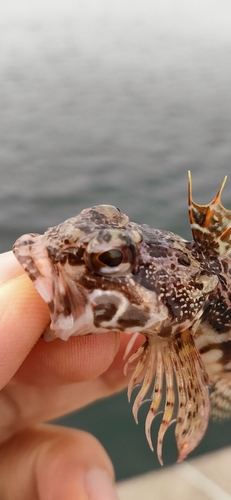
0,251 -> 142,500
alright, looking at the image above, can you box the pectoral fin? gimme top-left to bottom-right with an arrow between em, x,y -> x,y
125,328 -> 210,464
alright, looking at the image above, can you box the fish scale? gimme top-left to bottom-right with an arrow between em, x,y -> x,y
13,172 -> 231,464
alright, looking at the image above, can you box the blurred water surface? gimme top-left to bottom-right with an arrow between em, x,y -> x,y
1,0 -> 231,480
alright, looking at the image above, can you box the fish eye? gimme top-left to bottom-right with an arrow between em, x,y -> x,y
85,232 -> 138,276
96,249 -> 123,267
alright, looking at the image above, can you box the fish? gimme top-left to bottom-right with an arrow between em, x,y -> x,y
12,172 -> 231,464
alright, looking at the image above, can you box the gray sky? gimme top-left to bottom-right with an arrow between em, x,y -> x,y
1,0 -> 231,42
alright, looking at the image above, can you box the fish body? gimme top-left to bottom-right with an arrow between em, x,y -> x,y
13,173 -> 231,463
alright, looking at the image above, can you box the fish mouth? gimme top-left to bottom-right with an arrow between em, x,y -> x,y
124,328 -> 210,465
43,285 -> 95,342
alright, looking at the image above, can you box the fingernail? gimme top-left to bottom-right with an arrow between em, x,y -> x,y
85,468 -> 119,500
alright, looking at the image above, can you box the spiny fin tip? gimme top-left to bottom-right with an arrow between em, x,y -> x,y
187,171 -> 231,255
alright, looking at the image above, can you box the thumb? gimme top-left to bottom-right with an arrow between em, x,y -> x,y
0,424 -> 119,500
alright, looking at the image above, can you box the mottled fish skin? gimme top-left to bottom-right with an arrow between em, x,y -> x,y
13,173 -> 231,464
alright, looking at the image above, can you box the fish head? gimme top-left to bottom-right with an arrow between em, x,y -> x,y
13,203 -> 218,341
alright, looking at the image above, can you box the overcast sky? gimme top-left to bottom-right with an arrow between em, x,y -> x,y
1,0 -> 231,42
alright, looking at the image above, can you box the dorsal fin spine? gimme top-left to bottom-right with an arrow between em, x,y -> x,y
187,171 -> 231,255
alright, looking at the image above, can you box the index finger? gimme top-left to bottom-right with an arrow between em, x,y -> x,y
0,252 -> 50,389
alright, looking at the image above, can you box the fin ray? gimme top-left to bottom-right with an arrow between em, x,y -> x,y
126,329 -> 210,464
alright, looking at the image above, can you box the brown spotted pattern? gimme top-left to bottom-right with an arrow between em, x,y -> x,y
13,175 -> 231,463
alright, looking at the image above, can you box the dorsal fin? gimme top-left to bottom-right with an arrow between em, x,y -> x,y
188,171 -> 231,255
